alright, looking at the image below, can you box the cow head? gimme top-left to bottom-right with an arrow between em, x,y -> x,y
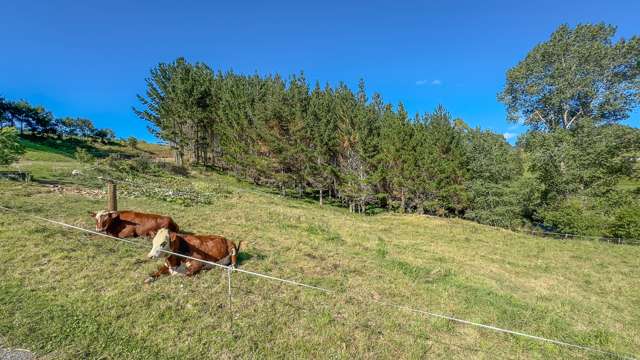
148,228 -> 171,259
89,210 -> 118,232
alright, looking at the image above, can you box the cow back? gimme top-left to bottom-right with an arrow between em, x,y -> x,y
119,211 -> 179,234
179,234 -> 235,264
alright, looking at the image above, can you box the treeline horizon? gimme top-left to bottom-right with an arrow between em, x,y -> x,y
0,97 -> 117,143
133,63 -> 639,235
135,24 -> 640,239
136,62 -> 507,211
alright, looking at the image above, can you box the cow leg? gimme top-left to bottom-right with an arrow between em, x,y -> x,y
145,264 -> 170,283
184,261 -> 204,277
136,223 -> 157,238
118,226 -> 137,238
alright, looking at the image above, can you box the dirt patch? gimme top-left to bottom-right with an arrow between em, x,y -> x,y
45,184 -> 105,199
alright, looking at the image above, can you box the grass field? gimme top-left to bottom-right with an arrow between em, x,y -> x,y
0,139 -> 639,359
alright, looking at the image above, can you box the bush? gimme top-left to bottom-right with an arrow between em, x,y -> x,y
0,127 -> 25,165
609,205 -> 640,242
74,147 -> 95,163
537,196 -> 609,236
154,160 -> 189,176
132,155 -> 152,173
464,176 -> 542,229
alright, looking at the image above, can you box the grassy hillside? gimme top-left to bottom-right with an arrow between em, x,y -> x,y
0,139 -> 638,359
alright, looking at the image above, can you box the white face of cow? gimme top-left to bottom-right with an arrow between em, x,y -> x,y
92,210 -> 116,232
148,228 -> 171,259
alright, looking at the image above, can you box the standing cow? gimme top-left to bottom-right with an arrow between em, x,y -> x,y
145,228 -> 242,283
88,210 -> 179,238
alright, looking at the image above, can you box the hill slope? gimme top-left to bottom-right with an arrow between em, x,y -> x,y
0,139 -> 638,359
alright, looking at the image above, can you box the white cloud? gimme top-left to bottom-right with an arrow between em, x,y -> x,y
416,79 -> 442,86
503,132 -> 518,140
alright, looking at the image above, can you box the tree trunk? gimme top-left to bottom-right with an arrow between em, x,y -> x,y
175,148 -> 183,167
319,189 -> 323,206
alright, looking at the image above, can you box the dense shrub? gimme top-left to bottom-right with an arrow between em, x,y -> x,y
609,205 -> 640,242
537,196 -> 610,237
464,181 -> 526,229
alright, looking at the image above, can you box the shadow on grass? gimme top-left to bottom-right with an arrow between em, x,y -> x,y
237,249 -> 267,266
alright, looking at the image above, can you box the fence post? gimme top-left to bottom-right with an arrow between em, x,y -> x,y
107,180 -> 117,211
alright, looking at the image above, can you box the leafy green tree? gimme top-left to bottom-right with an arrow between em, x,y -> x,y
520,121 -> 639,201
0,127 -> 25,165
0,97 -> 17,130
499,23 -> 640,131
93,128 -> 115,143
465,128 -> 522,183
610,205 -> 640,241
0,99 -> 54,135
70,118 -> 96,138
463,128 -> 526,226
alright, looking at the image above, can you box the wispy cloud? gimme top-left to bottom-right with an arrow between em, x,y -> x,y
503,132 -> 518,140
416,79 -> 442,86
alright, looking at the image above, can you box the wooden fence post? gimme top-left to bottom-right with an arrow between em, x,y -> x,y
107,181 -> 117,211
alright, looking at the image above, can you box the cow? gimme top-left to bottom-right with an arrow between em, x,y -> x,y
144,228 -> 242,283
88,210 -> 179,238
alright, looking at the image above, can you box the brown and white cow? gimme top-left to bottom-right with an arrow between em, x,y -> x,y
144,228 -> 242,283
88,210 -> 179,238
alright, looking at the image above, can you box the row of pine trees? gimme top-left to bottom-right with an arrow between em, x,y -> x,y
135,58 -> 520,216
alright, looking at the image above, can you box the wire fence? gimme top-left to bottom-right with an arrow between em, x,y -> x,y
0,204 -> 636,360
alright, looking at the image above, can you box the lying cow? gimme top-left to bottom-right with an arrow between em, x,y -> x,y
88,210 -> 179,238
145,228 -> 242,283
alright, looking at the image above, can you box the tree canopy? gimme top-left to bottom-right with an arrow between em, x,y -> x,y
0,97 -> 114,142
499,23 -> 640,131
134,58 -> 522,216
0,127 -> 25,165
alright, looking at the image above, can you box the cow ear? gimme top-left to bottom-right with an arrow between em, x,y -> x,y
110,212 -> 119,218
88,211 -> 96,217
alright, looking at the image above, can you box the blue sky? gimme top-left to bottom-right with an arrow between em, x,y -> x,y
1,0 -> 638,143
